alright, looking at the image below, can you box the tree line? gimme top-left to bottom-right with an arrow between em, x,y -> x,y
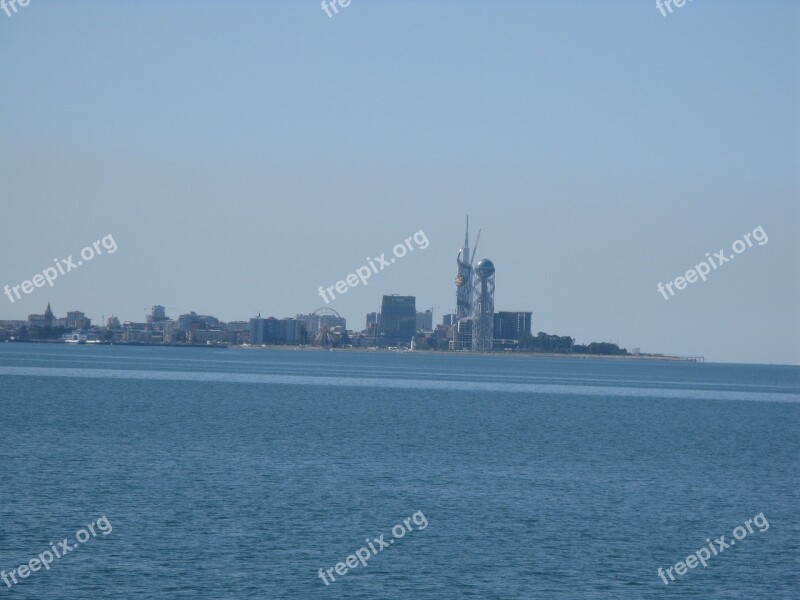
517,332 -> 627,355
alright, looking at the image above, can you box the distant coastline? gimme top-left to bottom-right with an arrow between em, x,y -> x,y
236,345 -> 705,362
2,338 -> 704,362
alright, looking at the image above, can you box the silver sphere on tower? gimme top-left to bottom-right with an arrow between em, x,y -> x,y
474,259 -> 495,279
472,258 -> 495,351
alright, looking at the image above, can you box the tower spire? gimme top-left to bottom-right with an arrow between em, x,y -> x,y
465,215 -> 469,248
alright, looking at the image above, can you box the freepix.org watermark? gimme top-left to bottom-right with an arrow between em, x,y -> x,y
1,516 -> 112,589
1,0 -> 31,18
318,510 -> 428,586
656,0 -> 694,17
657,512 -> 769,585
317,230 -> 429,304
321,0 -> 352,18
657,226 -> 767,300
4,234 -> 118,304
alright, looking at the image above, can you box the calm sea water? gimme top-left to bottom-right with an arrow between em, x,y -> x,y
0,344 -> 798,599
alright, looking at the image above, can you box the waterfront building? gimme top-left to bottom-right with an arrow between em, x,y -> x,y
226,321 -> 250,345
249,315 -> 268,345
453,317 -> 472,350
28,302 -> 55,329
435,323 -> 454,350
249,315 -> 306,345
161,320 -> 178,344
177,312 -> 220,331
416,310 -> 433,332
147,305 -> 169,324
188,329 -> 227,344
377,295 -> 416,346
276,318 -> 305,344
365,312 -> 378,334
493,311 -> 532,342
66,311 -> 91,330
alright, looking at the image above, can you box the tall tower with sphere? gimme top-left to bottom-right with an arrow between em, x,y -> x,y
472,258 -> 495,350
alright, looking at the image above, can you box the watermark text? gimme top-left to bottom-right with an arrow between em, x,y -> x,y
317,230 -> 428,304
318,510 -> 428,586
4,234 -> 118,304
2,516 -> 112,589
657,226 -> 767,300
657,512 -> 769,584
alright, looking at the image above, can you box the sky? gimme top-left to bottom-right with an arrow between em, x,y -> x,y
1,0 -> 798,364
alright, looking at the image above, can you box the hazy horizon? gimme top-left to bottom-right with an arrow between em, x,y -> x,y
2,0 -> 798,364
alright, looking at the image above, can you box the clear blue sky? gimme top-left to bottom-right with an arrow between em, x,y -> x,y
2,0 -> 798,364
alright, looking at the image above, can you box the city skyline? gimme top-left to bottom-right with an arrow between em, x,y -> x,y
0,207 -> 792,361
2,2 -> 798,363
0,218 -> 556,353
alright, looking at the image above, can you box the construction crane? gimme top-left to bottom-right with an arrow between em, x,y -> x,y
470,229 -> 482,265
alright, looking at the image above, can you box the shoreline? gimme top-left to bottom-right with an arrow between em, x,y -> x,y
2,339 -> 703,362
232,345 -> 703,362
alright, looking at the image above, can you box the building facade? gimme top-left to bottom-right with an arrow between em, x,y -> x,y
178,312 -> 220,332
147,305 -> 169,324
249,315 -> 306,345
416,310 -> 433,332
28,302 -> 55,329
365,312 -> 378,335
493,311 -> 532,342
453,317 -> 472,350
377,295 -> 416,346
66,311 -> 91,330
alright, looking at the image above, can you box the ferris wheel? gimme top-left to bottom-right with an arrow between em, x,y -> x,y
309,307 -> 343,346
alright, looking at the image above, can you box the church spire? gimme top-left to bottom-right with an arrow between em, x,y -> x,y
44,302 -> 54,328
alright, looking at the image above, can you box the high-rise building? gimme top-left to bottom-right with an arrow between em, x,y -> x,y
493,311 -> 532,342
416,310 -> 433,332
261,317 -> 281,343
472,259 -> 495,350
453,317 -> 473,350
455,216 -> 477,322
276,318 -> 306,344
147,305 -> 168,324
365,312 -> 379,334
178,312 -> 220,331
249,315 -> 306,345
249,314 -> 267,345
66,311 -> 91,330
377,295 -> 416,346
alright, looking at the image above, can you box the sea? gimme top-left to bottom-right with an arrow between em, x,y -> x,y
0,344 -> 798,599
